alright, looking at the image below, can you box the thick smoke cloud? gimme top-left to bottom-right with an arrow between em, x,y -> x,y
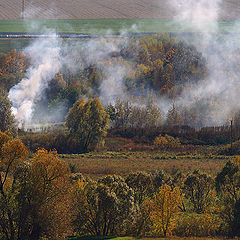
8,35 -> 61,127
8,30 -> 130,127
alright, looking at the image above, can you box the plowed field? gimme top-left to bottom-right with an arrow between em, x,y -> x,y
0,0 -> 239,20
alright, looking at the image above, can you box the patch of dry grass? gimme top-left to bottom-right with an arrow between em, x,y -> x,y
62,150 -> 233,179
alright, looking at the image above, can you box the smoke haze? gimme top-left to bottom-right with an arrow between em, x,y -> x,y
168,0 -> 240,126
8,0 -> 240,128
8,28 -> 130,127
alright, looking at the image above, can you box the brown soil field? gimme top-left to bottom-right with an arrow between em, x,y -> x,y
0,0 -> 239,20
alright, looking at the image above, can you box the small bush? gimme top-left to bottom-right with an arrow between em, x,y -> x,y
154,134 -> 181,150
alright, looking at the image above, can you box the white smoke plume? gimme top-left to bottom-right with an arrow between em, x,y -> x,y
171,0 -> 221,31
99,63 -> 127,105
167,0 -> 240,126
8,35 -> 61,127
8,29 -> 130,127
82,37 -> 129,105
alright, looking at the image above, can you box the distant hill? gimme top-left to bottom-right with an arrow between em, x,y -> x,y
0,0 -> 239,20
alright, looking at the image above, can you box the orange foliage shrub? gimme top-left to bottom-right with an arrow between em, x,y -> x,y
154,134 -> 181,150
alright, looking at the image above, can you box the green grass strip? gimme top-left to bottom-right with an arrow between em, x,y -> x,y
0,19 -> 239,34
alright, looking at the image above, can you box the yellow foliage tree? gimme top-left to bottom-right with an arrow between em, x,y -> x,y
0,137 -> 72,240
27,149 -> 72,239
148,184 -> 182,237
66,97 -> 109,152
0,130 -> 28,240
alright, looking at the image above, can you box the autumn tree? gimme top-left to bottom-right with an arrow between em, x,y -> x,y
147,184 -> 182,237
154,134 -> 181,150
107,100 -> 162,128
0,134 -> 72,240
14,149 -> 71,240
46,73 -> 66,101
0,90 -> 16,133
72,175 -> 135,236
66,97 -> 109,152
107,100 -> 132,128
125,170 -> 177,236
145,102 -> 163,127
167,103 -> 181,126
121,34 -> 206,96
0,131 -> 28,240
0,50 -> 28,91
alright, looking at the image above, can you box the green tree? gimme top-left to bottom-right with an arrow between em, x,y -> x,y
66,97 -> 109,152
216,159 -> 240,236
0,90 -> 16,133
125,171 -> 153,205
125,171 -> 154,236
184,170 -> 214,213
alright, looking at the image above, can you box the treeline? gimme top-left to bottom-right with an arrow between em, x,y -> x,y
1,129 -> 240,239
16,98 -> 240,154
20,124 -> 240,154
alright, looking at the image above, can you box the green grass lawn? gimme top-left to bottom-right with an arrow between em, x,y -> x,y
0,38 -> 87,53
0,18 -> 239,53
0,19 -> 239,34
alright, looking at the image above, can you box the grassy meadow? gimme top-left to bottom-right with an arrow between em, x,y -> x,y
0,18 -> 239,53
0,19 -> 239,34
63,151 -> 231,179
62,138 -> 233,179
